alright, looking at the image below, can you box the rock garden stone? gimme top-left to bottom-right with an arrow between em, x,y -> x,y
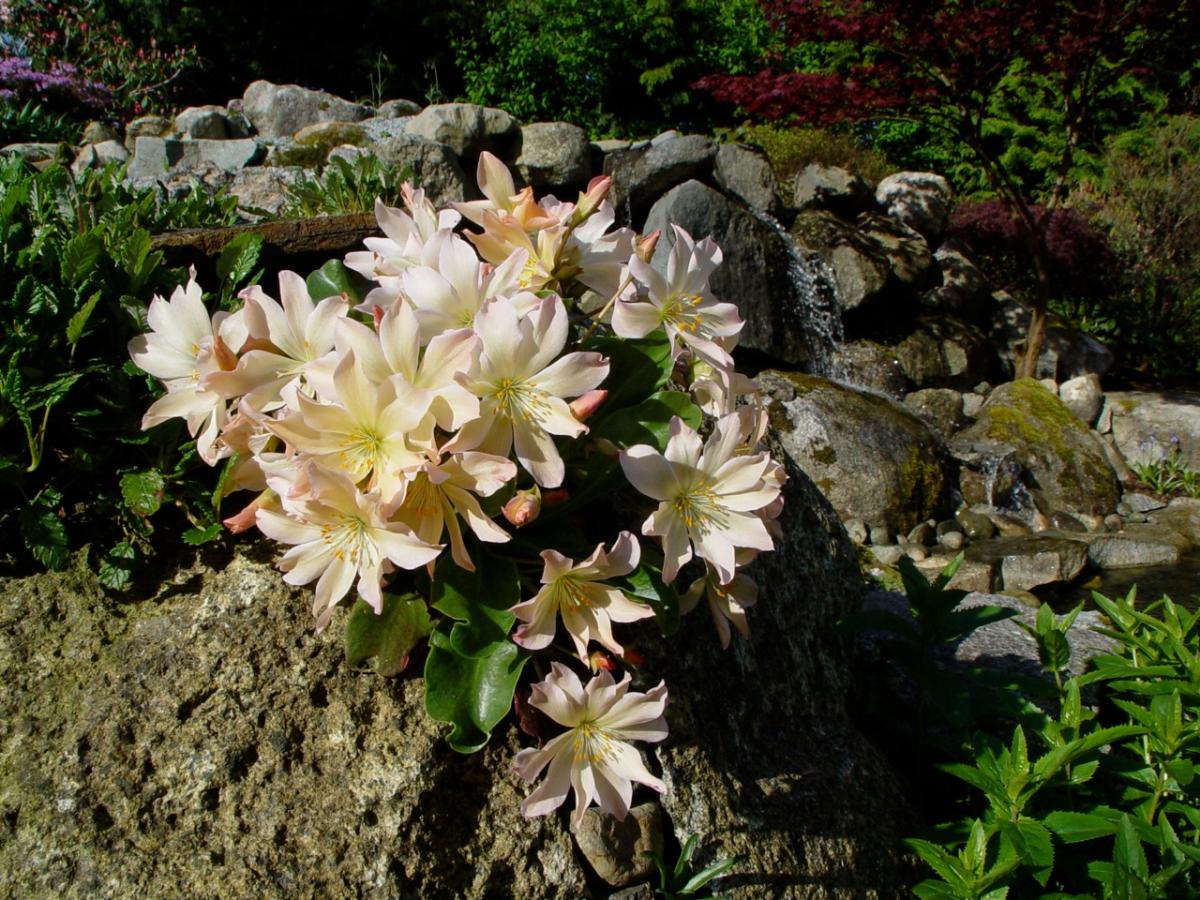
228,166 -> 305,220
377,98 -> 422,118
266,121 -> 370,167
965,535 -> 1089,591
1047,512 -> 1087,533
242,80 -> 371,139
792,163 -> 874,215
844,518 -> 869,545
406,102 -> 521,160
123,115 -> 172,151
71,140 -> 129,174
962,392 -> 986,418
369,134 -> 470,207
874,171 -> 953,242
573,803 -> 662,887
606,135 -> 717,227
1081,525 -> 1188,568
359,117 -> 413,144
903,388 -> 968,440
1,143 -> 67,169
891,316 -> 992,391
989,292 -> 1114,380
938,531 -> 965,551
643,180 -> 840,371
1058,373 -> 1103,425
907,521 -> 936,546
713,143 -> 781,215
913,555 -> 995,592
127,136 -> 264,185
870,525 -> 893,546
903,543 -> 929,562
81,120 -> 120,144
760,370 -> 949,534
514,121 -> 591,190
1124,493 -> 1167,514
857,212 -> 934,286
1149,505 -> 1200,545
925,240 -> 991,316
956,509 -> 996,541
1106,390 -> 1200,472
174,105 -> 237,140
790,209 -> 889,312
830,340 -> 911,399
950,379 -> 1121,519
870,545 -> 905,566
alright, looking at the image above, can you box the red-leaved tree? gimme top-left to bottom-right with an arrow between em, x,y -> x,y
698,0 -> 1197,378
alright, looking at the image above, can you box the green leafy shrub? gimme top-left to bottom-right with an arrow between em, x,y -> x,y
280,154 -> 409,217
0,157 -> 248,580
853,558 -> 1200,896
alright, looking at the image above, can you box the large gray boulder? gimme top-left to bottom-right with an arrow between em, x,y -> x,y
0,470 -> 912,897
950,379 -> 1121,519
174,105 -> 248,140
370,134 -> 471,207
792,163 -> 874,216
857,213 -> 933,287
790,210 -> 890,312
126,136 -> 263,184
759,370 -> 950,534
514,121 -> 591,191
405,102 -> 521,161
606,135 -> 717,227
643,180 -> 842,372
1106,390 -> 1200,472
242,80 -> 371,140
713,143 -> 781,216
890,316 -> 994,392
875,172 -> 953,242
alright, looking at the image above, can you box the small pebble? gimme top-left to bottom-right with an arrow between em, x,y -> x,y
869,525 -> 891,546
902,543 -> 928,562
870,545 -> 904,566
1104,514 -> 1124,531
843,519 -> 869,545
938,531 -> 965,551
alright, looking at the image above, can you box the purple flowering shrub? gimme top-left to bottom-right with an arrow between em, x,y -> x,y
2,0 -> 198,120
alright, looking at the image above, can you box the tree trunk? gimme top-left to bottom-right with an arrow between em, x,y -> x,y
1016,234 -> 1055,380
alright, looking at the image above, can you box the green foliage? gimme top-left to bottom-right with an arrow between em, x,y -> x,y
344,592 -> 433,677
647,833 -> 738,899
726,122 -> 896,186
0,100 -> 77,144
897,585 -> 1200,897
280,154 -> 409,217
450,0 -> 780,137
1129,440 -> 1200,500
0,155 -> 247,577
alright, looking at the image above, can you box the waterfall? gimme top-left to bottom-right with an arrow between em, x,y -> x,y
747,207 -> 845,379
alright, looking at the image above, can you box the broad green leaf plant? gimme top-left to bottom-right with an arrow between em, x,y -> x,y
0,156 -> 241,579
128,153 -> 784,842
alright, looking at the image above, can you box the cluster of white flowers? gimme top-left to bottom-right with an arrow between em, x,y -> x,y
130,153 -> 785,828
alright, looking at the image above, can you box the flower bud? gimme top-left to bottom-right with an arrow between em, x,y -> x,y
222,490 -> 276,534
588,650 -> 616,673
502,487 -> 542,528
568,389 -> 607,423
574,175 -> 612,222
636,229 -> 661,262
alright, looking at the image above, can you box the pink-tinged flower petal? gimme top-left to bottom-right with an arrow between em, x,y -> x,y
524,294 -> 570,375
644,505 -> 692,584
663,416 -> 703,468
610,297 -> 663,340
517,736 -> 575,819
619,445 -> 678,501
531,352 -> 609,399
474,294 -> 523,374
513,418 -> 566,489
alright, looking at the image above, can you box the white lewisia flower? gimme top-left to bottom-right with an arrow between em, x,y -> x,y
512,532 -> 653,660
343,187 -> 460,292
449,294 -> 609,488
128,271 -> 247,464
514,663 -> 667,831
611,224 -> 742,369
256,466 -> 442,631
619,413 -> 781,585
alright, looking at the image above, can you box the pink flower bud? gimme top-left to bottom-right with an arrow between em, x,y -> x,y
222,490 -> 275,534
371,304 -> 385,330
502,488 -> 542,528
589,650 -> 615,673
636,229 -> 661,262
568,389 -> 607,422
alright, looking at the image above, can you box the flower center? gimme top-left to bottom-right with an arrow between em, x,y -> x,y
492,377 -> 550,422
660,293 -> 705,335
553,576 -> 592,610
339,427 -> 385,479
319,514 -> 376,565
572,721 -> 619,764
671,479 -> 724,534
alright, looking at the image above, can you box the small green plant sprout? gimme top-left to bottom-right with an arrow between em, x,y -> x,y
907,818 -> 1022,900
647,834 -> 738,899
1130,435 -> 1200,499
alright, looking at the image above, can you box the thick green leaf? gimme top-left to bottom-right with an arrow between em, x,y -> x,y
345,592 -> 433,676
582,332 -> 674,415
306,259 -> 373,303
182,523 -> 223,545
216,231 -> 264,291
591,389 -> 702,452
97,540 -> 137,589
906,838 -> 969,891
60,229 -> 103,286
21,499 -> 69,570
1045,811 -> 1118,844
424,629 -> 528,753
430,550 -> 520,658
120,469 -> 165,516
65,290 -> 103,345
